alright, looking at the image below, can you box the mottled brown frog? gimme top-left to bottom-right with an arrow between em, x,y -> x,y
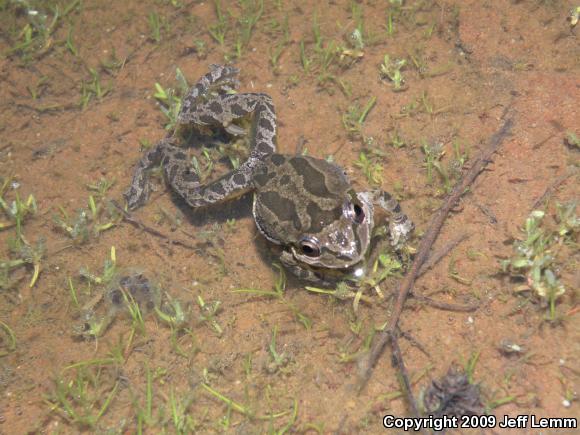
125,65 -> 413,284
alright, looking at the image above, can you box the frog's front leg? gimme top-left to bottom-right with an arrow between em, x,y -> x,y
279,250 -> 333,287
124,137 -> 176,210
360,190 -> 414,249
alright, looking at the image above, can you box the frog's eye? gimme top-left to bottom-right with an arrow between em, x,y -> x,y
352,203 -> 365,224
298,236 -> 321,257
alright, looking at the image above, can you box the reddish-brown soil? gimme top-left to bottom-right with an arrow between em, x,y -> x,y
0,0 -> 578,433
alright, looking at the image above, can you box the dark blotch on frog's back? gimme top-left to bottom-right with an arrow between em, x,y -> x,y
252,168 -> 277,187
258,190 -> 301,231
288,156 -> 348,199
305,201 -> 342,234
269,154 -> 286,166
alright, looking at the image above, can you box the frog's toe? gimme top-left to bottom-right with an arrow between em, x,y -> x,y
224,123 -> 246,136
389,218 -> 415,248
124,184 -> 150,210
209,64 -> 240,92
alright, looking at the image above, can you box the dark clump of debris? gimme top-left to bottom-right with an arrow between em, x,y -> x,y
108,272 -> 160,312
422,365 -> 484,418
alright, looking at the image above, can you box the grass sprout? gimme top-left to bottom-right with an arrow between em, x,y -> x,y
502,204 -> 578,320
380,54 -> 407,91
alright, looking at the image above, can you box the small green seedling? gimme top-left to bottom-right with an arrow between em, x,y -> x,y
299,40 -> 313,72
420,141 -> 444,186
4,0 -> 80,60
153,68 -> 189,130
66,25 -> 78,56
101,48 -> 127,74
0,178 -> 37,239
79,68 -> 110,110
564,131 -> 579,149
26,76 -> 49,100
201,383 -> 291,421
197,295 -> 223,336
234,264 -> 312,329
155,293 -> 190,330
208,0 -> 228,46
0,321 -> 17,357
380,54 -> 407,91
265,326 -> 291,373
355,150 -> 384,186
79,246 -> 118,286
148,12 -> 163,43
568,6 -> 580,27
0,238 -> 44,288
54,179 -> 120,243
342,96 -> 377,139
46,362 -> 119,429
387,129 -> 406,148
501,206 -> 578,320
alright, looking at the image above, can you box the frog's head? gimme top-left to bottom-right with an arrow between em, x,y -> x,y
291,191 -> 374,269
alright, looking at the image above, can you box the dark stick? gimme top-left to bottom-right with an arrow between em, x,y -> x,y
357,115 -> 514,393
390,330 -> 421,418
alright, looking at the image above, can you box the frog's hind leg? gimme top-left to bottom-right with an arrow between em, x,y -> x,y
162,144 -> 255,208
178,83 -> 278,202
124,137 -> 176,210
179,64 -> 241,114
180,92 -> 276,156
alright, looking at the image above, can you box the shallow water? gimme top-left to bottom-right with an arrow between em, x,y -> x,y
0,0 -> 578,432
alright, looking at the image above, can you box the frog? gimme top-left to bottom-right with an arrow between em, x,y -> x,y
125,65 -> 414,284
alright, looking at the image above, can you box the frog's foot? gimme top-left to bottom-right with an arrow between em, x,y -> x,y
180,64 -> 240,116
179,90 -> 277,163
162,144 -> 255,208
363,190 -> 414,248
124,137 -> 175,210
280,251 -> 334,287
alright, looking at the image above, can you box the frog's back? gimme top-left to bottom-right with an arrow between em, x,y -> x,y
252,154 -> 353,244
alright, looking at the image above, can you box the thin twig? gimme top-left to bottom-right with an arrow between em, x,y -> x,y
411,294 -> 479,312
530,168 -> 578,211
357,115 -> 514,396
110,200 -> 199,251
417,233 -> 470,278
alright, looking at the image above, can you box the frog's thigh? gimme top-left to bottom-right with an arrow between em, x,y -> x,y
163,145 -> 254,207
